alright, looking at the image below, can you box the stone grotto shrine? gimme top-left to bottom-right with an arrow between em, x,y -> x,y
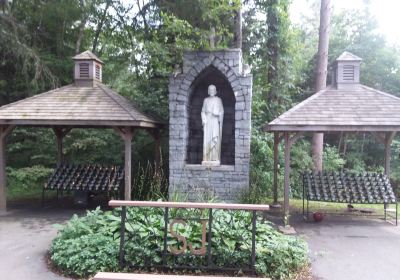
169,49 -> 253,201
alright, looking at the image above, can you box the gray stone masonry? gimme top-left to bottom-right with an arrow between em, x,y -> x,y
169,49 -> 252,202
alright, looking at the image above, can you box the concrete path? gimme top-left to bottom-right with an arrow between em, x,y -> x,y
1,202 -> 399,280
0,202 -> 82,280
293,214 -> 400,280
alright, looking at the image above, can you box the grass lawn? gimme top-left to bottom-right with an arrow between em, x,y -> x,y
7,184 -> 44,201
7,184 -> 58,202
289,198 -> 397,217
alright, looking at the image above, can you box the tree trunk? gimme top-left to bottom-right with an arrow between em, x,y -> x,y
233,2 -> 242,49
75,0 -> 88,54
92,0 -> 111,53
312,0 -> 331,171
266,0 -> 279,103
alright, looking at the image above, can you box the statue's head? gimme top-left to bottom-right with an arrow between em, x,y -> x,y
208,84 -> 217,96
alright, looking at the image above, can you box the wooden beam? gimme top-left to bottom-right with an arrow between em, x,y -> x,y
0,119 -> 159,128
0,125 -> 15,211
113,126 -> 136,140
113,127 -> 125,139
266,125 -> 400,132
370,132 -> 386,145
109,200 -> 270,211
384,132 -> 396,177
283,132 -> 291,226
0,125 -> 15,140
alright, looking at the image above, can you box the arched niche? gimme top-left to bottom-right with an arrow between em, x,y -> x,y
186,66 -> 235,165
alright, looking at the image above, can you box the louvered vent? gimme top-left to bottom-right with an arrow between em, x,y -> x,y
342,65 -> 355,81
334,52 -> 361,88
95,64 -> 101,80
73,50 -> 103,86
79,63 -> 89,78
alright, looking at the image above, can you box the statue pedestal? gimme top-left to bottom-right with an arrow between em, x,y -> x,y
201,160 -> 220,166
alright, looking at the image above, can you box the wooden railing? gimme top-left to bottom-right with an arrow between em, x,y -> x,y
109,200 -> 269,275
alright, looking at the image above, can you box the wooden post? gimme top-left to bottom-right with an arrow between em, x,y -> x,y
0,133 -> 6,211
55,131 -> 64,164
114,127 -> 135,200
53,127 -> 72,164
273,132 -> 279,205
384,132 -> 396,177
0,125 -> 15,211
283,132 -> 291,226
124,128 -> 133,200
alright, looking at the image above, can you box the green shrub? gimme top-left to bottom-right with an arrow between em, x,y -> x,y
323,145 -> 346,172
247,130 -> 275,203
51,208 -> 121,276
51,207 -> 308,279
7,165 -> 53,199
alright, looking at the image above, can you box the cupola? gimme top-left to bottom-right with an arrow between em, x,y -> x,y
73,50 -> 103,87
333,51 -> 362,89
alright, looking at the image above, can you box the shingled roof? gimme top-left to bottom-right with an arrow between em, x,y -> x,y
0,50 -> 162,128
266,85 -> 400,132
335,51 -> 362,61
73,50 -> 104,64
265,52 -> 400,132
0,84 -> 161,127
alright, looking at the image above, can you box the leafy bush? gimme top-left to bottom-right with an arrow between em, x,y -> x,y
246,130 -> 275,203
323,145 -> 346,172
51,207 -> 308,279
51,209 -> 120,276
7,165 -> 53,199
248,134 -> 348,201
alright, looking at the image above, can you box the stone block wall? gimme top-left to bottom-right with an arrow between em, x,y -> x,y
169,49 -> 252,202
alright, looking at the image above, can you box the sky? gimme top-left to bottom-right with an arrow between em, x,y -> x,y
290,0 -> 400,45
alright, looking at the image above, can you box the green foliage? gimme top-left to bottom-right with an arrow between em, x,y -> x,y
245,129 -> 274,203
51,207 -> 308,279
289,140 -> 313,198
160,0 -> 240,48
132,161 -> 168,201
7,165 -> 53,200
51,208 -> 120,276
322,145 -> 346,172
2,0 -> 400,204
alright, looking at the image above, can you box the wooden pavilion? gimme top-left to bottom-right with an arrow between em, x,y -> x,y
264,52 -> 400,226
0,50 -> 163,211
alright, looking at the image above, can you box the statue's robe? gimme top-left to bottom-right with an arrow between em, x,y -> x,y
201,96 -> 224,162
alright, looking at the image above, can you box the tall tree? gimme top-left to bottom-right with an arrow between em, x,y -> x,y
312,0 -> 331,171
75,0 -> 90,54
92,0 -> 112,53
234,1 -> 242,49
266,0 -> 279,103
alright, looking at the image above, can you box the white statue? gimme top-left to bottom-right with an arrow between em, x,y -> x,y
201,85 -> 224,165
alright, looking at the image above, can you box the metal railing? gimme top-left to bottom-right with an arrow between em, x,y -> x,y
109,200 -> 269,274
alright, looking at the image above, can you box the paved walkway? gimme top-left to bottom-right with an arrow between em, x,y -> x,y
1,203 -> 399,280
293,214 -> 400,280
0,202 -> 81,280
